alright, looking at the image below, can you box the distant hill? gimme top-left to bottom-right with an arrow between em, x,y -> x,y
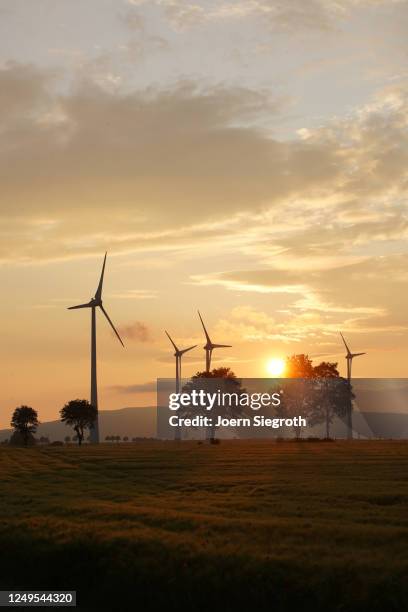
1,406 -> 407,442
0,406 -> 156,442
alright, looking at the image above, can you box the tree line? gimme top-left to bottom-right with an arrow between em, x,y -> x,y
4,353 -> 353,446
5,399 -> 96,447
183,354 -> 353,441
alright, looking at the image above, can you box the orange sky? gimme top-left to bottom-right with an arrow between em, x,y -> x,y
1,0 -> 408,427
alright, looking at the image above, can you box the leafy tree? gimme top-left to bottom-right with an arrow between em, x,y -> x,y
310,375 -> 352,438
10,406 -> 39,447
313,361 -> 339,378
123,436 -> 129,442
279,356 -> 352,438
183,368 -> 246,443
60,399 -> 97,446
105,435 -> 111,442
277,378 -> 317,438
286,354 -> 314,378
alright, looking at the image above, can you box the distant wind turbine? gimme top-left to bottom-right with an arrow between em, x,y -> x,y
198,310 -> 231,372
68,253 -> 124,443
340,332 -> 366,440
165,331 -> 196,442
165,331 -> 196,394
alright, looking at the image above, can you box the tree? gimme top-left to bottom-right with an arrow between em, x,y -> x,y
60,399 -> 97,446
313,361 -> 339,378
309,361 -> 344,438
310,375 -> 352,439
286,354 -> 315,378
64,435 -> 71,444
10,406 -> 39,447
276,356 -> 316,437
277,378 -> 317,438
105,435 -> 111,442
183,368 -> 246,443
123,436 -> 129,442
279,356 -> 352,439
115,435 -> 121,443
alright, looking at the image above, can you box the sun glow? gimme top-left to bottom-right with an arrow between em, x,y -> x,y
266,358 -> 286,377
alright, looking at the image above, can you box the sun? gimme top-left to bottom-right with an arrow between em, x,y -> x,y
266,358 -> 286,377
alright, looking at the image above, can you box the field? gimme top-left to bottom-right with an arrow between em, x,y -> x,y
0,440 -> 407,611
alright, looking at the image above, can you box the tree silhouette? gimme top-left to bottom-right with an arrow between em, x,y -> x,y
64,435 -> 71,444
313,361 -> 339,378
286,354 -> 315,378
10,406 -> 39,447
310,375 -> 352,439
60,399 -> 97,446
277,378 -> 317,438
277,356 -> 352,438
123,436 -> 129,442
183,367 -> 246,443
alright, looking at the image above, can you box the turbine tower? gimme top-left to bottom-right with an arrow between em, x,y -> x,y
165,331 -> 196,394
198,310 -> 231,372
68,253 -> 124,443
340,332 -> 366,440
165,331 -> 196,442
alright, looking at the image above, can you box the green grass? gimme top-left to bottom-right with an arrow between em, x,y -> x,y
0,440 -> 407,610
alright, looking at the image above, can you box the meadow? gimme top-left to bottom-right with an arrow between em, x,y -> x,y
0,440 -> 407,611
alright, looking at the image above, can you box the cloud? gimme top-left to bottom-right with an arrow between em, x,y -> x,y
198,253 -> 408,350
1,63 -> 408,280
116,321 -> 151,342
128,0 -> 406,32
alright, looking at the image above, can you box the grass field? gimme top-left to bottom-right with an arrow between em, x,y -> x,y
0,440 -> 407,611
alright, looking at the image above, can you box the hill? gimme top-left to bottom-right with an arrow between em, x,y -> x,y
1,406 -> 407,442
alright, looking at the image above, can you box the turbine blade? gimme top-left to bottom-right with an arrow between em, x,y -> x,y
100,305 -> 124,347
68,301 -> 93,310
165,330 -> 179,353
353,352 -> 366,357
179,344 -> 197,355
340,332 -> 351,356
198,310 -> 211,343
95,252 -> 107,301
211,343 -> 231,349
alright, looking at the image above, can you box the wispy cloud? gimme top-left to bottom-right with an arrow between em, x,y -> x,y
116,321 -> 151,342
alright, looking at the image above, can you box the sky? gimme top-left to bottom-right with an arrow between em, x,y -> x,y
1,0 -> 408,426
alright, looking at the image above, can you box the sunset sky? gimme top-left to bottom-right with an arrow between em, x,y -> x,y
1,0 -> 408,426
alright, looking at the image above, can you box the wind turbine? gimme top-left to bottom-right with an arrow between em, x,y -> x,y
340,332 -> 366,440
165,331 -> 196,442
198,310 -> 231,372
165,331 -> 196,393
68,253 -> 124,443
340,332 -> 366,381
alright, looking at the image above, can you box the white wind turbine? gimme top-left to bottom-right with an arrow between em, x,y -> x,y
340,332 -> 366,440
68,253 -> 124,443
198,310 -> 231,372
165,331 -> 196,394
